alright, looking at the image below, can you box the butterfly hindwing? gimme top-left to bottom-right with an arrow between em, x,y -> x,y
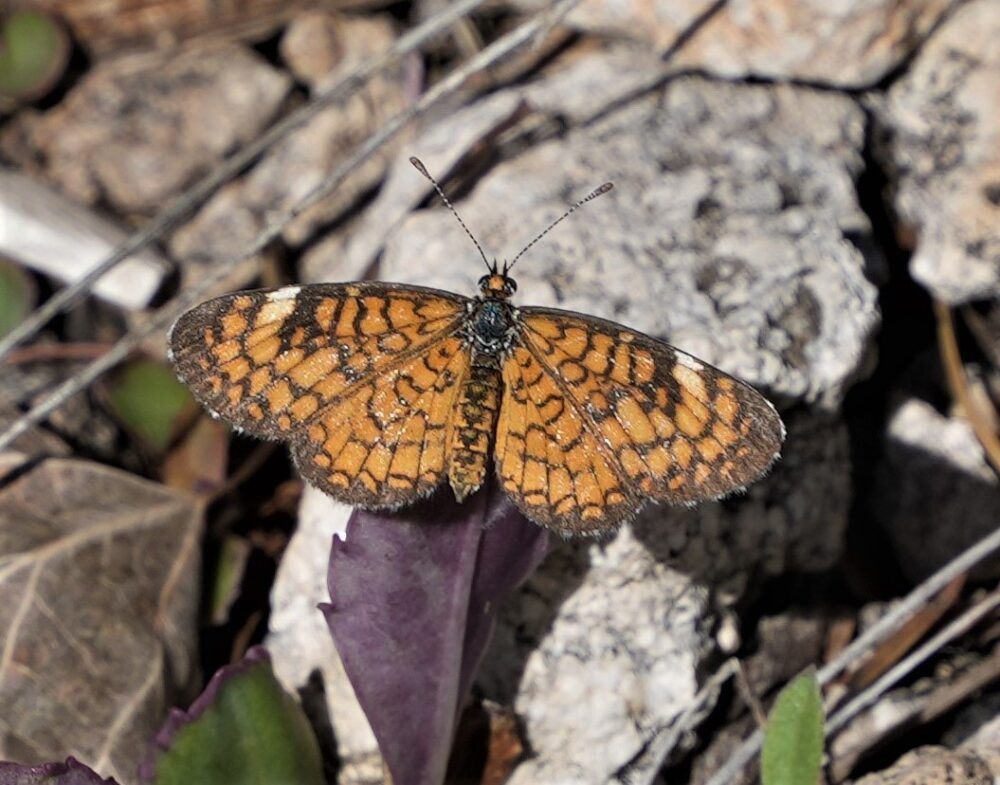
496,342 -> 641,534
291,334 -> 470,508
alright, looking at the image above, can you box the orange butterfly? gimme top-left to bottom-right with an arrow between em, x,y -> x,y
169,159 -> 784,535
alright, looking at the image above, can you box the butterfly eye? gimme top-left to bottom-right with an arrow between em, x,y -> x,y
506,278 -> 517,294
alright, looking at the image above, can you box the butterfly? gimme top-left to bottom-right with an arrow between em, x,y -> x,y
168,158 -> 784,535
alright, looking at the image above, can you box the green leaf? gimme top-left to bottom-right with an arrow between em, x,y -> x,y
148,648 -> 324,785
209,535 -> 250,625
106,359 -> 194,452
761,668 -> 824,785
0,260 -> 35,338
0,10 -> 70,100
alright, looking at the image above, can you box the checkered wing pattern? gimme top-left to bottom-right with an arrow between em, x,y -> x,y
495,308 -> 784,534
169,283 -> 472,507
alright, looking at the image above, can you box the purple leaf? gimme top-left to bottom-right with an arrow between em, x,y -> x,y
323,482 -> 548,785
0,758 -> 118,784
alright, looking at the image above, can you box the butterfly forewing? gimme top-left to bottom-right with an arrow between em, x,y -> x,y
169,283 -> 472,505
494,307 -> 784,534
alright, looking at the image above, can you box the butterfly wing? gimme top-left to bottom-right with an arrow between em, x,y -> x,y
495,307 -> 784,534
169,282 -> 471,506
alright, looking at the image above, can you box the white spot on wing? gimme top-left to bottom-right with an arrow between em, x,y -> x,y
268,286 -> 301,302
676,353 -> 704,372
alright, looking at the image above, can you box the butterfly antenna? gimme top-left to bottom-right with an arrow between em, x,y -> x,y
506,182 -> 614,272
410,157 -> 492,273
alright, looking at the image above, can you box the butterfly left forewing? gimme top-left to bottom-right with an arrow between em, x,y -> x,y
496,307 -> 784,533
169,283 -> 468,439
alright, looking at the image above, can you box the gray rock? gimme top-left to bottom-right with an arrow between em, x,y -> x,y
874,0 -> 1000,304
481,529 -> 711,785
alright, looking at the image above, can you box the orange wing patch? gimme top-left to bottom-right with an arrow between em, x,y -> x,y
292,335 -> 470,508
495,308 -> 784,533
170,283 -> 466,438
496,345 -> 638,534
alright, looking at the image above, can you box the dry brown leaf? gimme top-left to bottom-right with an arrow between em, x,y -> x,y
161,416 -> 229,497
0,458 -> 201,782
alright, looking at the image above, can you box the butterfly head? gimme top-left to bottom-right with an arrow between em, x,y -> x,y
479,263 -> 517,300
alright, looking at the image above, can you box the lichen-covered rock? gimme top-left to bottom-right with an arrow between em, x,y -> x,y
277,48 -> 875,785
513,0 -> 955,87
370,65 -> 870,783
381,74 -> 876,409
23,44 -> 291,212
874,0 -> 1000,304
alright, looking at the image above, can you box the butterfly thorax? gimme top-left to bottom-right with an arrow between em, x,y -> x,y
463,298 -> 517,361
462,270 -> 519,364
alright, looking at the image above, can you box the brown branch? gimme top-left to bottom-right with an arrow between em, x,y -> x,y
2,342 -> 113,365
935,299 -> 1000,474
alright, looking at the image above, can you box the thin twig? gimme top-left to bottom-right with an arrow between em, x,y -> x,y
0,0 -> 582,454
935,299 -> 1000,474
2,342 -> 113,365
826,584 -> 1000,736
704,524 -> 1000,785
617,659 -> 741,784
850,574 -> 964,689
735,660 -> 767,729
0,0 -> 491,363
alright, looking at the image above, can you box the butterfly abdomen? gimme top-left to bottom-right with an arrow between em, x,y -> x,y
448,363 -> 502,501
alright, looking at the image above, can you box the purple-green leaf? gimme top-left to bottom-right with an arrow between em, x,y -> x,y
0,758 -> 118,784
139,646 -> 323,785
323,483 -> 549,785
